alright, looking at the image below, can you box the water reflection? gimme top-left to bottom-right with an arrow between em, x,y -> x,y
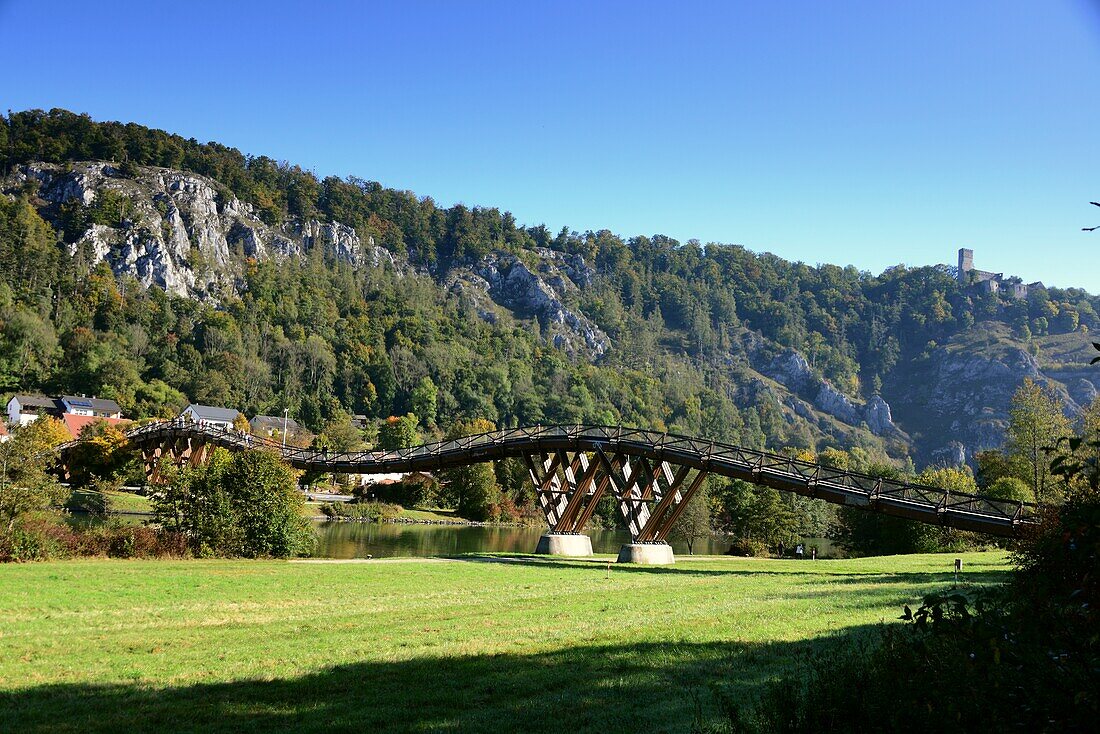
310,521 -> 837,559
68,513 -> 839,559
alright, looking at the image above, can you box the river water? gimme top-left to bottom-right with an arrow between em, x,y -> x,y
311,521 -> 841,559
72,513 -> 838,558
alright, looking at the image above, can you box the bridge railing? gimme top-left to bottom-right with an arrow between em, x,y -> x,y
95,420 -> 1036,525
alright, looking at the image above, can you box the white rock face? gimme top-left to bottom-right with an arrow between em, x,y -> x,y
289,220 -> 368,266
8,162 -> 389,299
469,251 -> 609,358
764,350 -> 814,392
759,348 -> 901,437
863,395 -> 898,436
814,383 -> 862,425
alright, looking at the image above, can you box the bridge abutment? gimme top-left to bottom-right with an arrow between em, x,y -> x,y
617,542 -> 675,565
534,533 -> 593,556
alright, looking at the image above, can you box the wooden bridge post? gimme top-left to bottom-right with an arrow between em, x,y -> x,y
529,450 -> 600,557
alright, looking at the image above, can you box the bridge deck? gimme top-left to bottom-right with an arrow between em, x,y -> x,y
62,421 -> 1037,538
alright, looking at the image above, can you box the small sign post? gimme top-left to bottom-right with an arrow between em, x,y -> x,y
954,558 -> 962,586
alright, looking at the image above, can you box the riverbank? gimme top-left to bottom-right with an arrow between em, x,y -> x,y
0,551 -> 1010,733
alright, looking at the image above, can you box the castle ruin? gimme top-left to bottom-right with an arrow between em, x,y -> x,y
957,248 -> 1042,299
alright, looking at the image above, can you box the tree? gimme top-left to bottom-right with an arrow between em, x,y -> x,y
439,418 -> 501,521
712,477 -> 800,552
1008,378 -> 1072,503
974,449 -> 1029,490
0,418 -> 67,530
316,414 -> 363,452
670,482 -> 713,554
377,413 -> 419,451
1,307 -> 59,388
219,450 -> 314,558
152,448 -> 313,557
63,420 -> 136,488
153,449 -> 235,555
410,377 -> 438,427
985,476 -> 1031,504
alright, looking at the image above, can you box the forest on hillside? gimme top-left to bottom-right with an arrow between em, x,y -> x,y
2,110 -> 1096,436
2,108 -> 1098,548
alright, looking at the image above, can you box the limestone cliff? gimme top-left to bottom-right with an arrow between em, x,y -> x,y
883,325 -> 1100,464
8,162 -> 390,299
4,161 -> 606,359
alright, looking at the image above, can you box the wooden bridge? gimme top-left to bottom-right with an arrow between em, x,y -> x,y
60,420 -> 1035,558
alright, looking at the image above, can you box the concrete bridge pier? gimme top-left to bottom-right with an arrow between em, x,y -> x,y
617,542 -> 675,565
534,533 -> 593,556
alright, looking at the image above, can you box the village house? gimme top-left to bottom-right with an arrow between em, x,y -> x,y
0,421 -> 9,443
5,394 -> 129,439
60,395 -> 122,419
6,395 -> 64,426
180,403 -> 242,431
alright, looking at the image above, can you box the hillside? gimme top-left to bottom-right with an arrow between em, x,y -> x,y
1,109 -> 1098,464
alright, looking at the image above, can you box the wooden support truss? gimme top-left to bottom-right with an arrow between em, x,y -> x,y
141,435 -> 211,483
523,447 -> 708,542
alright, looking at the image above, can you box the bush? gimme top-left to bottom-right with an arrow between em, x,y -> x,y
702,427 -> 1100,732
723,538 -> 769,557
153,448 -> 315,558
358,474 -> 438,508
0,516 -> 77,561
718,590 -> 1093,733
0,514 -> 189,562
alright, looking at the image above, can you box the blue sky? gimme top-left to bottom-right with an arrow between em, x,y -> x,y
2,0 -> 1099,290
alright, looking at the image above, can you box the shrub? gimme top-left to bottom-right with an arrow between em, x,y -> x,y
723,538 -> 769,557
360,474 -> 439,508
0,514 -> 189,562
702,421 -> 1100,732
152,448 -> 315,558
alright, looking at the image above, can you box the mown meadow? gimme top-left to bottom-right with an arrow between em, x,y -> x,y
0,552 -> 1009,733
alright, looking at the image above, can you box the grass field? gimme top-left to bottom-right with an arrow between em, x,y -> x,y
0,551 -> 1010,733
65,488 -> 153,515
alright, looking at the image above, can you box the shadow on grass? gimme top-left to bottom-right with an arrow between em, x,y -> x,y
2,633 -> 884,734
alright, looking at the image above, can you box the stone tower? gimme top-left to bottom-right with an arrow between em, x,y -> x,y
957,248 -> 974,283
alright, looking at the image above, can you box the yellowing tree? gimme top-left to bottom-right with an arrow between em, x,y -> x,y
1008,378 -> 1072,503
0,418 -> 66,530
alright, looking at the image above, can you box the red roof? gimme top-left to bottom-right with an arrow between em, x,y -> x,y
0,422 -> 9,437
61,414 -> 129,440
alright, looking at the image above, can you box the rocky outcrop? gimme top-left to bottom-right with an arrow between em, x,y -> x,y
6,162 -> 386,299
759,348 -> 903,437
464,251 -> 609,359
863,395 -> 898,436
814,383 -> 861,425
763,350 -> 814,392
884,336 -> 1100,464
932,441 -> 968,467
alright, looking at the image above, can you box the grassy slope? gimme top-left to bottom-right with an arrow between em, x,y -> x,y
0,552 -> 1009,733
65,488 -> 153,514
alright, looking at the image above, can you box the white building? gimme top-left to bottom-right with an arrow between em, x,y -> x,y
60,395 -> 122,419
5,395 -> 63,427
180,403 -> 242,431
